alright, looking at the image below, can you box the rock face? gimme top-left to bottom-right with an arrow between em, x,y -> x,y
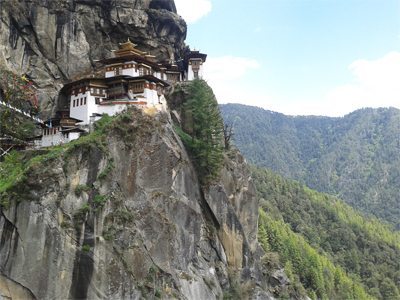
0,0 -> 187,114
0,109 -> 273,299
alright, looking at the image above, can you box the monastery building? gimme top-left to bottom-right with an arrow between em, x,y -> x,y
36,40 -> 206,147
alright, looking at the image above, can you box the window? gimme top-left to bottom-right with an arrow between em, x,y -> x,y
84,97 -> 87,105
80,98 -> 83,105
73,99 -> 75,107
131,82 -> 144,93
95,97 -> 100,104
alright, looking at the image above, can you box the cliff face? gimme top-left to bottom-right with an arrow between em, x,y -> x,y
0,0 -> 186,113
0,109 -> 273,299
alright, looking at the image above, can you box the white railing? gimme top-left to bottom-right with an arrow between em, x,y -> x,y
0,98 -> 47,126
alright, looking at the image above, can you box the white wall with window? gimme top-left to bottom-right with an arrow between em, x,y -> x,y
188,59 -> 204,80
122,62 -> 140,77
70,91 -> 98,125
105,70 -> 115,78
41,128 -> 81,147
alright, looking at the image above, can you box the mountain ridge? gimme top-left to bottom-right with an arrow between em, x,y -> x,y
221,103 -> 400,229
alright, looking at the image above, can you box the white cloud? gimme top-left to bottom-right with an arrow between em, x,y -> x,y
205,56 -> 260,81
321,51 -> 400,116
174,0 -> 212,24
202,52 -> 400,117
203,56 -> 267,105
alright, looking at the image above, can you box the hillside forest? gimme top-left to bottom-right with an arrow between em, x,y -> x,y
221,103 -> 400,230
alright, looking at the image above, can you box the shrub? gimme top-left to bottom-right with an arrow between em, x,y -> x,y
97,159 -> 114,181
74,184 -> 91,196
74,203 -> 90,222
82,244 -> 91,252
94,194 -> 108,208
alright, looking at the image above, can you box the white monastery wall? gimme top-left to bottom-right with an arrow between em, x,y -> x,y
188,64 -> 204,80
41,131 -> 81,147
70,92 -> 100,125
97,104 -> 127,116
70,92 -> 89,124
143,88 -> 159,106
105,71 -> 114,78
122,67 -> 140,77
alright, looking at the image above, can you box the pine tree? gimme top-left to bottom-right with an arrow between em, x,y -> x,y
178,79 -> 224,184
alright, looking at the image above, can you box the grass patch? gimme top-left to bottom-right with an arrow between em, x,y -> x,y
94,194 -> 108,208
97,159 -> 114,181
103,225 -> 117,241
0,192 -> 11,209
60,220 -> 72,229
74,203 -> 90,222
0,151 -> 24,193
115,208 -> 134,223
82,244 -> 91,252
0,115 -> 115,207
75,184 -> 91,196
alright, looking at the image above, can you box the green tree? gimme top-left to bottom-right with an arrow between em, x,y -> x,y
0,68 -> 38,140
177,80 -> 224,184
221,103 -> 400,229
253,165 -> 400,299
380,278 -> 400,300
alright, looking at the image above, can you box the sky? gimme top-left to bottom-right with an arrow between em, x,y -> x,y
174,0 -> 400,116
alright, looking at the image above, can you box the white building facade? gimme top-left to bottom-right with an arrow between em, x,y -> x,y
41,127 -> 81,147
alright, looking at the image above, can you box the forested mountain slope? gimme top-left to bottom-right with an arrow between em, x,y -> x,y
253,166 -> 400,299
221,103 -> 400,229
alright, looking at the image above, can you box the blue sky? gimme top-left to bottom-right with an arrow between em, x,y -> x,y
175,0 -> 400,116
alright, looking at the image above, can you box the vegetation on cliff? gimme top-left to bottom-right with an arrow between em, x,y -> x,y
221,103 -> 400,229
0,68 -> 38,140
174,80 -> 224,184
254,166 -> 400,299
0,113 -> 114,208
259,210 -> 371,300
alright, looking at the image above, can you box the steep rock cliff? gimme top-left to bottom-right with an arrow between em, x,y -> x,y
0,108 -> 274,299
0,0 -> 186,114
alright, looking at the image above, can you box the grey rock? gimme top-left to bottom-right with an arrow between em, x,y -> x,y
270,269 -> 290,287
0,109 -> 275,299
